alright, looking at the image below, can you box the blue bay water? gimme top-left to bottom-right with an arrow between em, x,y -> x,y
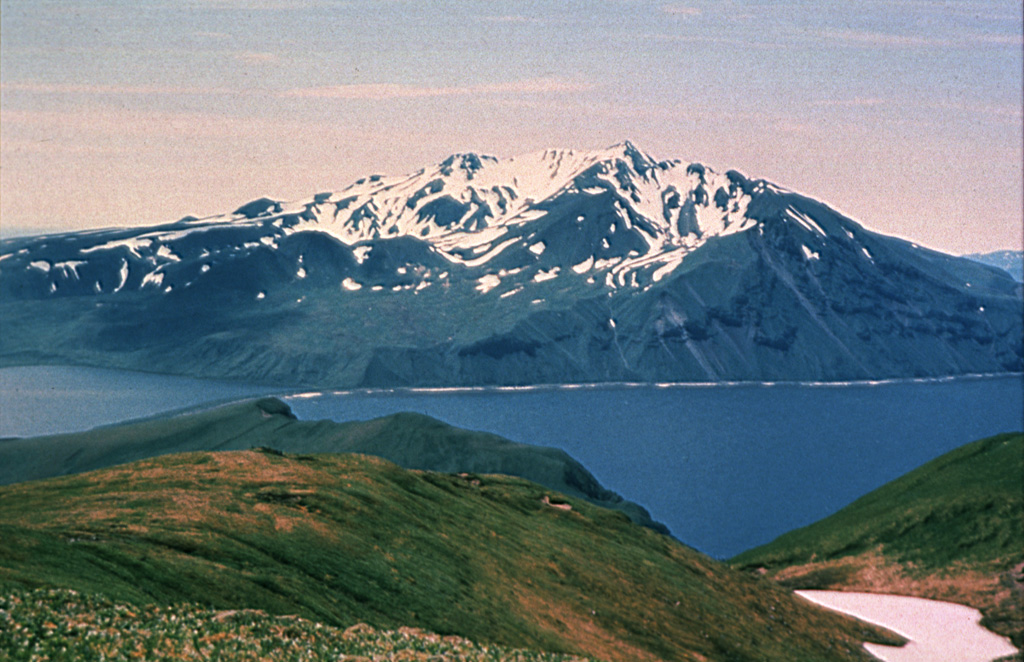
287,377 -> 1024,558
1,366 -> 1021,558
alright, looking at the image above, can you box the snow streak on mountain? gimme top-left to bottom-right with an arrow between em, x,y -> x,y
0,142 -> 809,297
2,142 -> 1021,387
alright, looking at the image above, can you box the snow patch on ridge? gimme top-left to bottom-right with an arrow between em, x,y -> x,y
572,256 -> 595,274
787,208 -> 827,236
801,245 -> 820,261
652,256 -> 684,282
156,245 -> 181,262
54,261 -> 86,278
500,285 -> 524,298
476,273 -> 501,294
113,260 -> 129,292
352,246 -> 372,264
141,271 -> 164,289
533,267 -> 559,283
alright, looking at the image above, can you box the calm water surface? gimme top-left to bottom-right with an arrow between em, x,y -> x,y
285,377 -> 1024,558
0,366 -> 271,438
2,366 -> 1021,558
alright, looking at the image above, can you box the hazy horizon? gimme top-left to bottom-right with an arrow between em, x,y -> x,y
2,0 -> 1021,254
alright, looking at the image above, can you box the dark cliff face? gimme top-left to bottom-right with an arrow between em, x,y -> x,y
1,144 -> 1020,388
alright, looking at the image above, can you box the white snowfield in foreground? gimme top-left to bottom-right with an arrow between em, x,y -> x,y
796,590 -> 1018,662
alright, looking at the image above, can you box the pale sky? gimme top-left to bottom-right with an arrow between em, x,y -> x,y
1,0 -> 1021,253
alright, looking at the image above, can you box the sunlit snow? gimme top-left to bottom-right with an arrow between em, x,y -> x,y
533,268 -> 559,283
141,271 -> 164,289
54,261 -> 86,278
352,246 -> 372,264
156,245 -> 181,262
113,260 -> 129,292
500,286 -> 524,298
476,273 -> 502,294
787,208 -> 827,236
796,591 -> 1018,662
572,256 -> 595,274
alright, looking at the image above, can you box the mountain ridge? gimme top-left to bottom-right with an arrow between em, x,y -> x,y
0,397 -> 669,534
2,142 -> 1020,388
965,249 -> 1024,283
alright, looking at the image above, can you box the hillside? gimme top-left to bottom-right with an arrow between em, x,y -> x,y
1,588 -> 596,662
0,397 -> 666,533
0,450 -> 901,661
2,143 -> 1020,388
731,433 -> 1024,647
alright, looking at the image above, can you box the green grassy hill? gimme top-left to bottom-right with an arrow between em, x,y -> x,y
0,397 -> 666,533
731,432 -> 1024,647
0,449 -> 899,661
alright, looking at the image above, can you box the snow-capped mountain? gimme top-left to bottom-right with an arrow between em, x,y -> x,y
0,142 -> 776,298
1,142 -> 1021,387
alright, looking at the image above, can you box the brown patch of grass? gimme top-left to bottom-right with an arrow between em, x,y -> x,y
252,502 -> 299,533
513,588 -> 663,662
772,549 -> 1008,610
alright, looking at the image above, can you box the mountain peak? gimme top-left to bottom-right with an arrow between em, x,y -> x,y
439,152 -> 498,177
1,140 -> 1020,388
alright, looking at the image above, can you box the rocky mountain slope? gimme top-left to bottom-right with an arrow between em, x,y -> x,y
0,397 -> 667,533
0,449 -> 900,661
2,142 -> 1020,387
965,249 -> 1024,283
731,432 -> 1024,648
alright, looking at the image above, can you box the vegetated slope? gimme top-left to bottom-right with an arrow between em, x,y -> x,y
0,450 -> 900,662
1,589 -> 596,662
0,397 -> 666,534
1,143 -> 1020,388
731,433 -> 1024,647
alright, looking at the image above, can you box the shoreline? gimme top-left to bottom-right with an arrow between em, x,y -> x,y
1,362 -> 1021,400
283,371 -> 1024,399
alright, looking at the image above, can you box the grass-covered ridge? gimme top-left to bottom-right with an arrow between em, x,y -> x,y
0,397 -> 666,533
731,432 -> 1024,647
0,449 -> 899,661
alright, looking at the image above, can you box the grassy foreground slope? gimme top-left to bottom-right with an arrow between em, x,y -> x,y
731,433 -> 1024,647
0,450 -> 899,662
0,397 -> 665,533
1,588 -> 596,662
